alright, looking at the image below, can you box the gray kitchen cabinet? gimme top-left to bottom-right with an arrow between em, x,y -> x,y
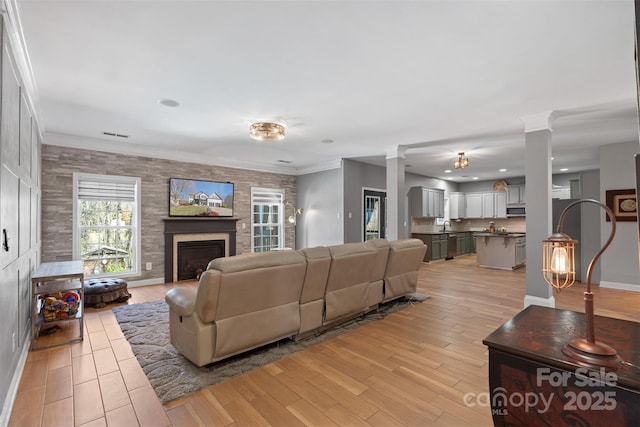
411,233 -> 448,261
456,232 -> 472,255
409,187 -> 444,218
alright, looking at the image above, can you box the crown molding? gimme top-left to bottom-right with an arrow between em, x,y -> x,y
295,159 -> 343,175
43,132 -> 302,176
521,110 -> 558,133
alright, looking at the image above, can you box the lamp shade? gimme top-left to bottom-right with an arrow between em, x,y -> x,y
542,231 -> 577,290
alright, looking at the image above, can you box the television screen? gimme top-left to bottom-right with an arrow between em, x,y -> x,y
169,178 -> 234,217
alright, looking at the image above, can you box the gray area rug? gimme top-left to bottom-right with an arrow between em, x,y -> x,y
113,292 -> 430,403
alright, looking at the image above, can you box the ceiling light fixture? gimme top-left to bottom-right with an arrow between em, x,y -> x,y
454,152 -> 469,169
249,122 -> 285,141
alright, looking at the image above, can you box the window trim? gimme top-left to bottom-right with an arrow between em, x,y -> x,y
72,172 -> 141,278
250,187 -> 285,252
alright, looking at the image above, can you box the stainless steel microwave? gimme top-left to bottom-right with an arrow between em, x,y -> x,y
506,206 -> 526,217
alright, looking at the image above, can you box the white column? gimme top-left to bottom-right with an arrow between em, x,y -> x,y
522,111 -> 556,308
386,146 -> 407,240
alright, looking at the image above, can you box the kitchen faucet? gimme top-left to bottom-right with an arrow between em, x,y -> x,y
442,220 -> 452,232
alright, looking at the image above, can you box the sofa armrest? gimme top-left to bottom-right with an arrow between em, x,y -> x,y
166,287 -> 197,317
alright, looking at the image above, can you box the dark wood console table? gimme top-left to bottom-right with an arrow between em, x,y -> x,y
483,305 -> 639,427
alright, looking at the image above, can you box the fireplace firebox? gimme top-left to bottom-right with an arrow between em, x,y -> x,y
177,240 -> 225,281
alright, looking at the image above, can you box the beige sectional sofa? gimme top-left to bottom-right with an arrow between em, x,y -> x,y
165,238 -> 426,367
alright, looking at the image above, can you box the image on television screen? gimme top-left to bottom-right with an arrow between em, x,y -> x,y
169,178 -> 234,217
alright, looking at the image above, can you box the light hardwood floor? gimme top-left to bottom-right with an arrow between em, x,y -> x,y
9,255 -> 640,426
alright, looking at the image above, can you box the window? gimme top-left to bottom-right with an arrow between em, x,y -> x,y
251,187 -> 284,252
73,173 -> 141,277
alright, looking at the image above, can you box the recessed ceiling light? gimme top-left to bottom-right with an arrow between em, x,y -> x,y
320,139 -> 334,144
560,168 -> 569,172
158,98 -> 180,107
472,177 -> 479,180
551,157 -> 555,160
444,170 -> 452,173
499,168 -> 507,172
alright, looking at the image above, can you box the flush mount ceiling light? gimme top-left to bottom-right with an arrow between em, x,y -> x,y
454,152 -> 469,169
249,122 -> 285,141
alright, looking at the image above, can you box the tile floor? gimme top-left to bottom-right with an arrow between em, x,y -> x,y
10,309 -> 170,427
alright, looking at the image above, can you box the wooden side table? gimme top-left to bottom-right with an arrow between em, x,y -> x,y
31,261 -> 84,350
483,305 -> 640,426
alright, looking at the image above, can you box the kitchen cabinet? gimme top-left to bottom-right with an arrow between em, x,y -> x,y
482,193 -> 495,218
456,232 -> 472,255
465,193 -> 483,218
495,192 -> 507,218
475,233 -> 526,269
465,191 -> 505,219
409,187 -> 444,218
552,186 -> 571,199
449,192 -> 465,219
411,233 -> 448,261
506,185 -> 526,204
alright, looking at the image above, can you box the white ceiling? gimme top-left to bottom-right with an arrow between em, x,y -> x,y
15,0 -> 640,182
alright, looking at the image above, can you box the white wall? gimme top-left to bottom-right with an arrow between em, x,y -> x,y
599,141 -> 640,291
296,166 -> 344,248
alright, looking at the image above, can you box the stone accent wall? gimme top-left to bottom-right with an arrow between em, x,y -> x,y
41,144 -> 297,282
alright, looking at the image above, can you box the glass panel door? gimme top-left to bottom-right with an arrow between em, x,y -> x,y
363,190 -> 386,241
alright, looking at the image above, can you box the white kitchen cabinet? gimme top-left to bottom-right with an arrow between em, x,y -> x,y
507,185 -> 526,204
409,187 -> 444,218
476,234 -> 526,269
552,186 -> 571,199
482,193 -> 495,218
465,193 -> 483,218
495,191 -> 507,218
449,192 -> 465,219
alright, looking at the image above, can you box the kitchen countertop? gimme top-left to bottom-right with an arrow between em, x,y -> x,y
411,231 -> 472,235
474,233 -> 526,238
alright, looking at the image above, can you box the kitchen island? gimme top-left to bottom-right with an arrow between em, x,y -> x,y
475,233 -> 526,270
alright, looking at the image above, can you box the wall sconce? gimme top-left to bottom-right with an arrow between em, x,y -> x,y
542,199 -> 620,368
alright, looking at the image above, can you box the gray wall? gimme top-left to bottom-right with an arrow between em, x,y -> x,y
296,166 -> 344,248
598,141 -> 640,290
343,159 -> 386,243
0,16 -> 42,422
41,144 -> 297,283
580,170 -> 601,284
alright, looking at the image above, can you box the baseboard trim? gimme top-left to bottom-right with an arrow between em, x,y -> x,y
1,337 -> 30,427
127,277 -> 165,288
599,281 -> 640,292
523,294 -> 556,308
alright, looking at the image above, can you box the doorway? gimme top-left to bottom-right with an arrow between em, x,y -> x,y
363,189 -> 386,241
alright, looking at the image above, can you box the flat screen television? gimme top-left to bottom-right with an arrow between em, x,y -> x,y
169,178 -> 234,217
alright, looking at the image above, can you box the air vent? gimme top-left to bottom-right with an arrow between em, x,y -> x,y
277,160 -> 293,164
103,132 -> 130,138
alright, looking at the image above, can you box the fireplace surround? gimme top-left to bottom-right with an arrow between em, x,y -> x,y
163,218 -> 239,283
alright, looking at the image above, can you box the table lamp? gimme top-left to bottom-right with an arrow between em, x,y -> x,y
542,199 -> 621,368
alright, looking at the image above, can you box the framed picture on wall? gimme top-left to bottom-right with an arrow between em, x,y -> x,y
605,189 -> 637,222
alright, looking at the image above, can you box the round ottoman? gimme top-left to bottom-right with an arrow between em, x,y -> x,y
84,278 -> 131,308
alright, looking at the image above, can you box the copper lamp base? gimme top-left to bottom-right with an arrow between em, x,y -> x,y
563,338 -> 621,369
